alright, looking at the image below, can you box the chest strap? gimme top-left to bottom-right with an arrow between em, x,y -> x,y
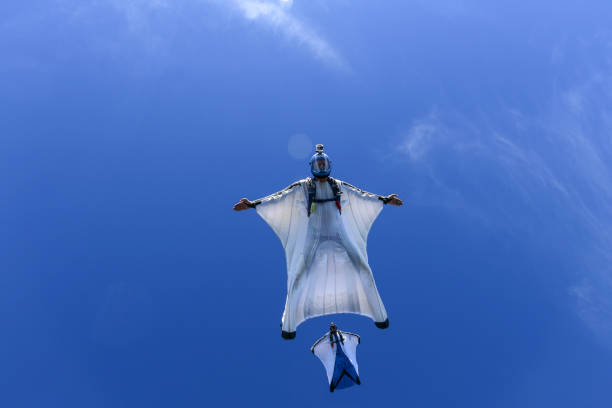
306,177 -> 343,216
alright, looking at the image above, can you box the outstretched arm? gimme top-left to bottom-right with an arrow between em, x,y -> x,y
233,180 -> 303,212
341,181 -> 403,206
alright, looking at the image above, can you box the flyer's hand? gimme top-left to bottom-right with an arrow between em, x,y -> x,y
233,198 -> 253,211
385,194 -> 403,206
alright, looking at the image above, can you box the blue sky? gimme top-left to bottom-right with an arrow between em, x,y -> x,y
3,1 -> 612,406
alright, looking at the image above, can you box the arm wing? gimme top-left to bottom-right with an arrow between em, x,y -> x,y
339,332 -> 360,374
341,182 -> 384,240
312,334 -> 335,384
254,181 -> 304,248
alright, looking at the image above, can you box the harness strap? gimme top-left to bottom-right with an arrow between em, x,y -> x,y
307,177 -> 343,216
306,179 -> 316,216
328,177 -> 342,214
329,332 -> 345,349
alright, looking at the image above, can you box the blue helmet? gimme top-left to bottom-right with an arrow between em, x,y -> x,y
310,144 -> 331,177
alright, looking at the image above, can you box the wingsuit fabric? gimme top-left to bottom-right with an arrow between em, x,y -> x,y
255,178 -> 388,335
311,331 -> 360,391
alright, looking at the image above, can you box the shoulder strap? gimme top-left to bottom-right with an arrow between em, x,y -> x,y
327,177 -> 342,196
328,177 -> 342,214
306,177 -> 316,216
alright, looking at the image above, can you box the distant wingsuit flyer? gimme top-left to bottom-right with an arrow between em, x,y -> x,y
312,323 -> 361,392
233,144 -> 403,339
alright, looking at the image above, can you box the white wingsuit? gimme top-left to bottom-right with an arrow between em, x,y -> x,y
311,330 -> 361,392
254,177 -> 389,338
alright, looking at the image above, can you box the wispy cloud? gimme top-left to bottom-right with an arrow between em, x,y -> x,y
393,38 -> 612,346
227,0 -> 347,70
398,113 -> 443,161
396,74 -> 612,343
61,0 -> 346,70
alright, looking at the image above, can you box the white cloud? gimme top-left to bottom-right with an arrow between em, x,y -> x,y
55,0 -> 346,70
398,115 -> 441,161
229,0 -> 347,70
570,273 -> 612,347
394,61 -> 612,346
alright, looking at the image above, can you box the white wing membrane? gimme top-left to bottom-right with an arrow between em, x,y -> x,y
256,179 -> 388,334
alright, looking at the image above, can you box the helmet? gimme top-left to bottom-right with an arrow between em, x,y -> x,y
310,144 -> 331,177
329,322 -> 337,332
